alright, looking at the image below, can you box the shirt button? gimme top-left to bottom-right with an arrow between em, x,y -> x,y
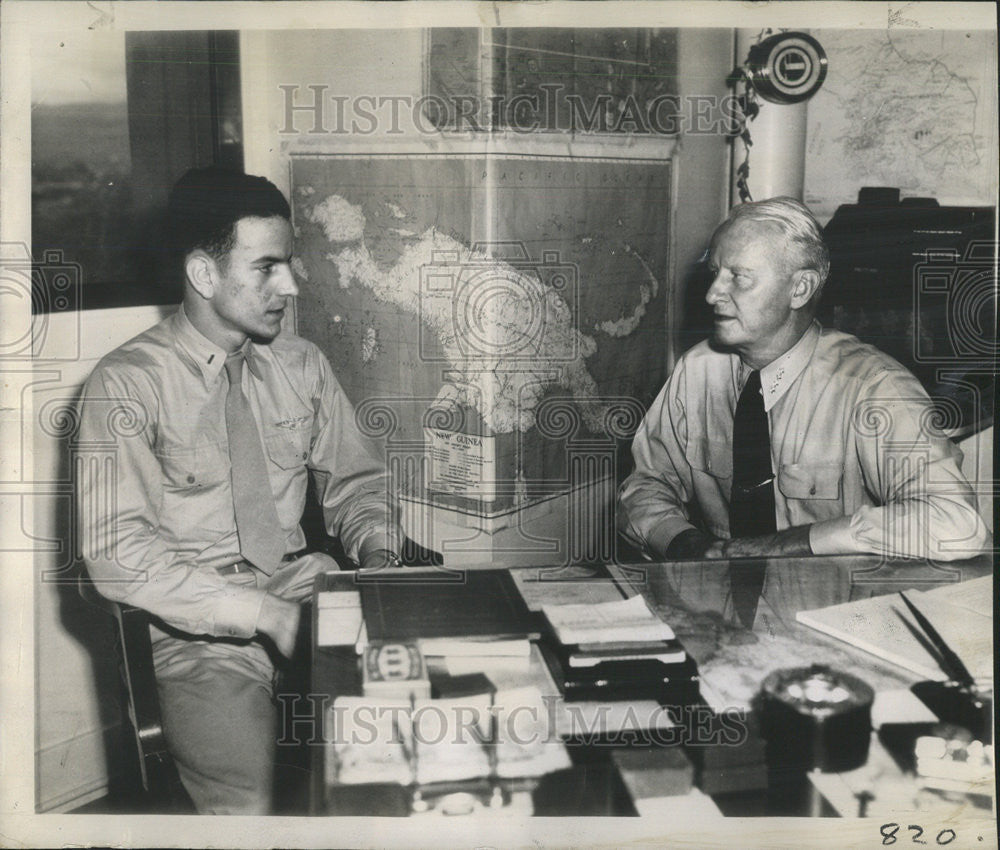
809,485 -> 817,495
302,451 -> 307,460
228,628 -> 236,636
187,474 -> 195,484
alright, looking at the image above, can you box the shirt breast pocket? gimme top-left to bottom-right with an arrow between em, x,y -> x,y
160,443 -> 229,489
264,429 -> 310,470
777,463 -> 842,500
690,438 -> 732,480
158,442 -> 231,532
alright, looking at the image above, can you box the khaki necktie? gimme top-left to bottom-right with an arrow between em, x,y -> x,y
224,352 -> 284,574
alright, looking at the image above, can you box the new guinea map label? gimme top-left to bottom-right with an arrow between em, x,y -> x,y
423,426 -> 497,503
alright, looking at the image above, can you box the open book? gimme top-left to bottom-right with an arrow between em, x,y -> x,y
796,576 -> 993,685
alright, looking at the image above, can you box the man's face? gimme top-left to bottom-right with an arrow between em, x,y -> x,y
209,215 -> 297,347
705,219 -> 802,366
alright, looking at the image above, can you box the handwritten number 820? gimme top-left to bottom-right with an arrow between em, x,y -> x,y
880,824 -> 956,845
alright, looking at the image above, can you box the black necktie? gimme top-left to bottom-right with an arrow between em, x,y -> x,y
729,370 -> 774,627
225,352 -> 285,574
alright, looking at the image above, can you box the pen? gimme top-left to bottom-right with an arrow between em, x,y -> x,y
898,592 -> 975,688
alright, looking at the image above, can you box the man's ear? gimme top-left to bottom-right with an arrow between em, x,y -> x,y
790,269 -> 821,310
185,251 -> 217,300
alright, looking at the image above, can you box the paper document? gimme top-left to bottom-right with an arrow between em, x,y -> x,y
327,696 -> 412,786
492,686 -> 572,778
871,689 -> 940,729
316,591 -> 363,647
411,694 -> 492,785
419,637 -> 531,657
444,654 -> 532,676
554,699 -> 675,738
919,575 -> 993,618
796,579 -> 993,684
542,594 -> 675,645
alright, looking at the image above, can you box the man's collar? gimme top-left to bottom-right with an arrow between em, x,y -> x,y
173,305 -> 262,384
735,321 -> 820,411
758,320 -> 820,410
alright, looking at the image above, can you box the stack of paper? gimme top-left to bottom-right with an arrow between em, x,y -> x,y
795,576 -> 993,684
419,636 -> 532,676
538,594 -> 696,704
541,594 -> 686,668
316,590 -> 363,647
411,694 -> 493,785
327,695 -> 412,786
542,595 -> 676,645
418,637 -> 530,657
915,735 -> 994,797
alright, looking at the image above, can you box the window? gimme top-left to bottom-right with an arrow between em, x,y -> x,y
31,30 -> 242,311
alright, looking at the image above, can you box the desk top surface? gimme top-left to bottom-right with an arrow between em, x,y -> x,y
313,554 -> 994,820
612,553 -> 992,710
317,553 -> 993,710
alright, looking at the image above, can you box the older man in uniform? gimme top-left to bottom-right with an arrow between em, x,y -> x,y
619,197 -> 988,566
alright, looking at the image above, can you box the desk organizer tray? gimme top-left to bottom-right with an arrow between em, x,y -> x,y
539,640 -> 701,705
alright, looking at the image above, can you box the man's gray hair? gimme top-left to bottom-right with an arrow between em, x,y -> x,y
722,196 -> 831,285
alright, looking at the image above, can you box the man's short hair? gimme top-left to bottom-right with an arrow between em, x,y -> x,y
167,167 -> 291,265
719,197 -> 831,288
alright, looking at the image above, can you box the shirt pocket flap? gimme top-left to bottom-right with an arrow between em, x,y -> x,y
691,438 -> 732,479
264,431 -> 309,470
159,444 -> 228,488
778,463 -> 842,500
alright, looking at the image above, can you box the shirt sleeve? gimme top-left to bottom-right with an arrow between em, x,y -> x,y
306,346 -> 404,561
809,368 -> 990,560
617,363 -> 699,558
77,364 -> 268,638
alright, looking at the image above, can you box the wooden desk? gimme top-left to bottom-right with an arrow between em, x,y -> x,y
309,554 -> 993,819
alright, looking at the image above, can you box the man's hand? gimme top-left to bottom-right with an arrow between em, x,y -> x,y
256,593 -> 302,659
663,528 -> 722,559
358,534 -> 403,571
662,525 -> 813,560
359,548 -> 403,571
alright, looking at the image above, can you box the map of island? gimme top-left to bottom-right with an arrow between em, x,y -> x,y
304,192 -> 604,434
291,154 -> 671,511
